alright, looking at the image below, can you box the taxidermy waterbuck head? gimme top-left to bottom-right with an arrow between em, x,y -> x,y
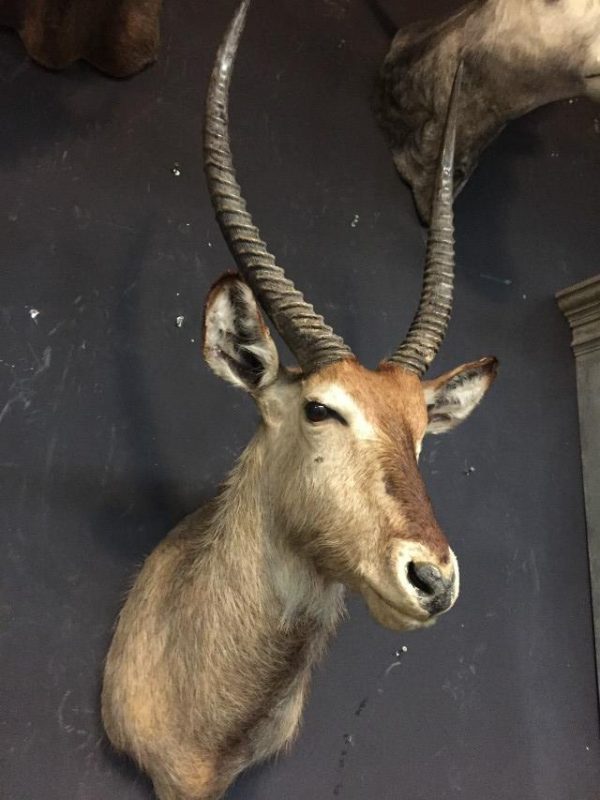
375,0 -> 600,222
202,2 -> 497,632
102,2 -> 496,799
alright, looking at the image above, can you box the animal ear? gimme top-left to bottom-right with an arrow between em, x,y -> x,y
203,274 -> 279,393
422,357 -> 498,434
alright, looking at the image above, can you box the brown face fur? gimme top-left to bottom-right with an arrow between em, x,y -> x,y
202,275 -> 497,633
258,358 -> 459,632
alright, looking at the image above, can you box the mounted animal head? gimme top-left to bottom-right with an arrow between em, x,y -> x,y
0,0 -> 162,77
375,0 -> 600,222
202,0 -> 498,632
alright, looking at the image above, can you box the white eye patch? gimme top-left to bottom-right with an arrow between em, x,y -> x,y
310,385 -> 375,439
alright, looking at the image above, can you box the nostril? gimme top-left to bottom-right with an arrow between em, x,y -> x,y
406,561 -> 443,596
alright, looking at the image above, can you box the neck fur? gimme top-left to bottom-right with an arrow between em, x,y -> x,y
208,431 -> 345,634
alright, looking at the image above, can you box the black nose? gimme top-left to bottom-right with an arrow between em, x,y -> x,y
407,561 -> 453,614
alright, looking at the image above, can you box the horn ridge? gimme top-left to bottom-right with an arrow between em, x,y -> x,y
387,61 -> 463,376
204,0 -> 353,373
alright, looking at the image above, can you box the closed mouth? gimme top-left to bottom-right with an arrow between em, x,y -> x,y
363,580 -> 429,622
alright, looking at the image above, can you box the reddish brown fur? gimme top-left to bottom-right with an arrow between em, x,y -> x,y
316,361 -> 449,561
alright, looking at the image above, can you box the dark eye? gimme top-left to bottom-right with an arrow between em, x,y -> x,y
305,402 -> 330,423
304,401 -> 347,425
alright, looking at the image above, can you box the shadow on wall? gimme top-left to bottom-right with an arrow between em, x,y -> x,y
227,764 -> 270,800
0,29 -> 120,166
0,25 -> 168,170
457,120 -> 544,302
365,0 -> 465,33
106,218 -> 196,561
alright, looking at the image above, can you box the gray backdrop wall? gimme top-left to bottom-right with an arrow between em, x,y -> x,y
1,1 -> 599,799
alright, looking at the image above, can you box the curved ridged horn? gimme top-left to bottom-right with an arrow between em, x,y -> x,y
204,0 -> 353,373
386,62 -> 464,376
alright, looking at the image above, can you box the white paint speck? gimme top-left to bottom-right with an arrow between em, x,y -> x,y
350,214 -> 360,228
385,661 -> 402,677
176,315 -> 185,328
29,308 -> 40,321
171,162 -> 182,177
480,273 -> 512,286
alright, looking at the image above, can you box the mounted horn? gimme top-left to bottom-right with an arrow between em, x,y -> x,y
386,62 -> 463,377
203,0 -> 353,374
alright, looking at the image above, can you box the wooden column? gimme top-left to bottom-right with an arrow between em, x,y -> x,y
557,275 -> 600,703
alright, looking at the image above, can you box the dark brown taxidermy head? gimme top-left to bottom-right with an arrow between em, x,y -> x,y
0,0 -> 162,77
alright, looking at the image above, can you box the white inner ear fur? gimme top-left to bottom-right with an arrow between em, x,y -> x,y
204,281 -> 279,392
424,367 -> 493,435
